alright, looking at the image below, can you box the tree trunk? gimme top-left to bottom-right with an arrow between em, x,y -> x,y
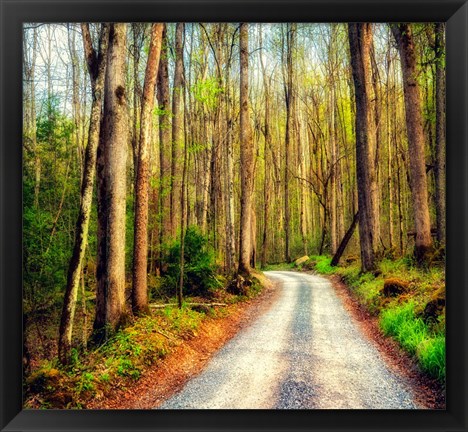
171,23 -> 185,237
283,23 -> 296,263
370,44 -> 382,248
392,24 -> 434,264
348,23 -> 379,272
58,23 -> 109,363
223,29 -> 236,273
157,25 -> 172,247
178,69 -> 189,309
93,23 -> 129,343
386,38 -> 394,252
238,23 -> 254,275
331,211 -> 359,266
132,23 -> 164,316
260,26 -> 271,268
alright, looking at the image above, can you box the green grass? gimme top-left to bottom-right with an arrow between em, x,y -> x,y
262,262 -> 295,271
417,336 -> 446,380
380,301 -> 445,380
308,255 -> 335,274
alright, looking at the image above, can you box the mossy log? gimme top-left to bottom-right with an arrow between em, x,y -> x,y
381,278 -> 409,297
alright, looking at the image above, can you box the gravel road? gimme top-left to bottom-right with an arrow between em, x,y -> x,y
158,271 -> 420,409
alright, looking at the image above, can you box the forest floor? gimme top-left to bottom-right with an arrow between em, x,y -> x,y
24,272 -> 274,409
26,263 -> 444,409
154,271 -> 442,409
90,270 -> 443,409
87,274 -> 279,409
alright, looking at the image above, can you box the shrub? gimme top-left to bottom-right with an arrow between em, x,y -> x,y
164,226 -> 222,297
309,255 -> 335,274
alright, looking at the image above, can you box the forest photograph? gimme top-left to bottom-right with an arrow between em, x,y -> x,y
22,22 -> 446,409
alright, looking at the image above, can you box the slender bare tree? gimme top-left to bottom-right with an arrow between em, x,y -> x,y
58,23 -> 109,363
132,23 -> 164,315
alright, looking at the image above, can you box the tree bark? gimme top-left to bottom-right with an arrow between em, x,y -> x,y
331,211 -> 359,266
260,26 -> 271,268
328,25 -> 338,255
58,23 -> 109,363
157,25 -> 172,245
348,23 -> 379,272
171,23 -> 185,237
178,64 -> 189,309
238,23 -> 254,275
132,23 -> 164,316
93,23 -> 129,343
392,23 -> 434,264
283,23 -> 296,263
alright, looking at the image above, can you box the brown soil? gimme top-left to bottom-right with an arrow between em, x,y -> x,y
88,280 -> 280,409
328,274 -> 446,409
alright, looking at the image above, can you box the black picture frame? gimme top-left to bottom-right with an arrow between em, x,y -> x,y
1,0 -> 467,431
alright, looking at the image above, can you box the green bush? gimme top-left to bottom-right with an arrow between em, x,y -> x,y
309,255 -> 335,274
164,226 -> 221,297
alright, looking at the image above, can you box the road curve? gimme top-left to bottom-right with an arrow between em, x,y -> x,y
158,271 -> 420,409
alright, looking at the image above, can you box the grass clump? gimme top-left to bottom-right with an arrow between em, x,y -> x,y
417,336 -> 446,380
380,301 -> 445,380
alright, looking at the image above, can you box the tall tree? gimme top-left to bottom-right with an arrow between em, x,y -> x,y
171,23 -> 185,236
283,23 -> 296,263
58,23 -> 110,364
328,24 -> 338,255
157,25 -> 172,248
93,23 -> 129,343
392,23 -> 433,264
238,23 -> 255,275
132,23 -> 164,316
223,26 -> 236,273
348,23 -> 379,272
259,25 -> 272,268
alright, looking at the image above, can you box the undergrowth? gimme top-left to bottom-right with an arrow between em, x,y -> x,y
24,276 -> 267,409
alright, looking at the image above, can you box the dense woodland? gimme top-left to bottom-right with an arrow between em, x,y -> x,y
23,22 -> 445,381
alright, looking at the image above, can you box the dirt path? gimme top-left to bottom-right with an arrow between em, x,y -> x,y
158,271 -> 424,409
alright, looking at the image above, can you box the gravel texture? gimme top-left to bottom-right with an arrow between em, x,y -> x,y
158,271 -> 420,409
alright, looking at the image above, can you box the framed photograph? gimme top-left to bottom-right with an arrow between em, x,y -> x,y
1,0 -> 467,431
